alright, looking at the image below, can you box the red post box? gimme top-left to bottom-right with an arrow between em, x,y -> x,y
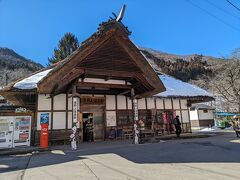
40,123 -> 49,148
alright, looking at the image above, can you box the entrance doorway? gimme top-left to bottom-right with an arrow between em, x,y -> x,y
82,113 -> 93,142
81,96 -> 105,142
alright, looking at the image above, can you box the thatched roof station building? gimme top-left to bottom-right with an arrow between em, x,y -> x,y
0,12 -> 213,145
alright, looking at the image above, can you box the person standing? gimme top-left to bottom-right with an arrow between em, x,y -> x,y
232,116 -> 240,137
138,119 -> 145,144
172,115 -> 182,137
85,119 -> 93,142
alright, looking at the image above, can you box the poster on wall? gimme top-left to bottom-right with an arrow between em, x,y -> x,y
40,113 -> 49,124
106,111 -> 116,127
162,113 -> 168,124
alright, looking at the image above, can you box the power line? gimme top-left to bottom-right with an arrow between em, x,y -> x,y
226,0 -> 240,12
205,0 -> 240,20
186,0 -> 240,32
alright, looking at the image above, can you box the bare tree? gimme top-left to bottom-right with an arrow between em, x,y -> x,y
211,59 -> 240,112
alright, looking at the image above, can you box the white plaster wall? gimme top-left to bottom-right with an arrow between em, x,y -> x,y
106,95 -> 116,110
37,112 -> 51,130
176,110 -> 182,122
127,97 -> 132,109
117,95 -> 126,109
147,98 -> 155,109
198,110 -> 214,120
164,99 -> 172,109
68,112 -> 72,129
173,99 -> 180,109
68,95 -> 72,110
156,98 -> 164,109
138,98 -> 146,110
189,109 -> 198,120
53,94 -> 66,110
182,110 -> 190,123
83,78 -> 125,85
38,94 -> 51,110
181,99 -> 188,109
53,112 -> 66,129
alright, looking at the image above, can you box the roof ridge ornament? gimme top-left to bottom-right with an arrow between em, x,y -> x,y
116,4 -> 126,22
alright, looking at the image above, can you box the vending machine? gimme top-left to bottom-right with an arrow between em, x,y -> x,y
13,116 -> 31,147
0,117 -> 14,149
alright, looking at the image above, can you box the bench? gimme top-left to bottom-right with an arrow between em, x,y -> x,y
123,128 -> 133,140
50,130 -> 72,145
34,130 -> 73,145
142,130 -> 155,137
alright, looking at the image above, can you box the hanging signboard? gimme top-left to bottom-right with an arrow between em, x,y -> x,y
81,96 -> 105,105
133,99 -> 138,121
73,97 -> 78,123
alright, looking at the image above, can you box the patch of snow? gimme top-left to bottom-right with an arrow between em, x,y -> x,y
225,126 -> 233,130
200,127 -> 216,132
155,75 -> 213,97
13,69 -> 52,90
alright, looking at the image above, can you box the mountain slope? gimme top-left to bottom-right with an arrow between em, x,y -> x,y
0,47 -> 43,87
140,47 -> 227,65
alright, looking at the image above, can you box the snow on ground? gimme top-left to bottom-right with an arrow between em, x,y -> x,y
200,126 -> 218,132
13,69 -> 52,89
155,74 -> 213,97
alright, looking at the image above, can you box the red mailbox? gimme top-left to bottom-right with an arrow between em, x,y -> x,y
40,123 -> 49,148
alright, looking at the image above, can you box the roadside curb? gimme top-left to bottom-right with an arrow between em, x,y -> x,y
155,134 -> 213,141
0,147 -> 51,156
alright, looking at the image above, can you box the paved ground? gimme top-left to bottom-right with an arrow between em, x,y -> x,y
1,131 -> 240,180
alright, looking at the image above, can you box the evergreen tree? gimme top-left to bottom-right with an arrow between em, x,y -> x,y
48,32 -> 79,65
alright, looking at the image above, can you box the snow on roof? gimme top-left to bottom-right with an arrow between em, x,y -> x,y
13,69 -> 53,90
191,103 -> 214,110
155,74 -> 213,98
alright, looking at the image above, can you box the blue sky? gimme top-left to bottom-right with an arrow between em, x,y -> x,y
0,0 -> 240,66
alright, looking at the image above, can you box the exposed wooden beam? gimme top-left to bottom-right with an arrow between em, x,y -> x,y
77,89 -> 121,95
77,82 -> 132,90
76,68 -> 136,78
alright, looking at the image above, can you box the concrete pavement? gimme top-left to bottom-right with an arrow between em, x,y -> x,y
1,131 -> 240,180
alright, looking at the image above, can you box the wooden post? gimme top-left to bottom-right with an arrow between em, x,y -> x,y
179,99 -> 184,132
131,88 -> 139,144
71,97 -> 78,150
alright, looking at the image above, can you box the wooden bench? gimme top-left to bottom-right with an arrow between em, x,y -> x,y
50,130 -> 72,145
123,128 -> 133,140
142,130 -> 155,137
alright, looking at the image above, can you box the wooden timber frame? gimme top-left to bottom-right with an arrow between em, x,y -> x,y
36,20 -> 165,97
0,17 -> 214,145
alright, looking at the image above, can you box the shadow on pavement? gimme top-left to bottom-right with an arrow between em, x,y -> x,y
1,131 -> 240,174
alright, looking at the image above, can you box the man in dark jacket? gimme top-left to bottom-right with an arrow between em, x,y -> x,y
85,119 -> 93,142
172,115 -> 181,137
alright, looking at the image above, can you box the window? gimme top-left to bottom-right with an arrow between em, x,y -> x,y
117,110 -> 133,126
203,110 -> 208,113
190,107 -> 195,111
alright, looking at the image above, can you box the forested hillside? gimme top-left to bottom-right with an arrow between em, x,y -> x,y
141,49 -> 214,83
0,48 -> 43,87
141,47 -> 240,112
